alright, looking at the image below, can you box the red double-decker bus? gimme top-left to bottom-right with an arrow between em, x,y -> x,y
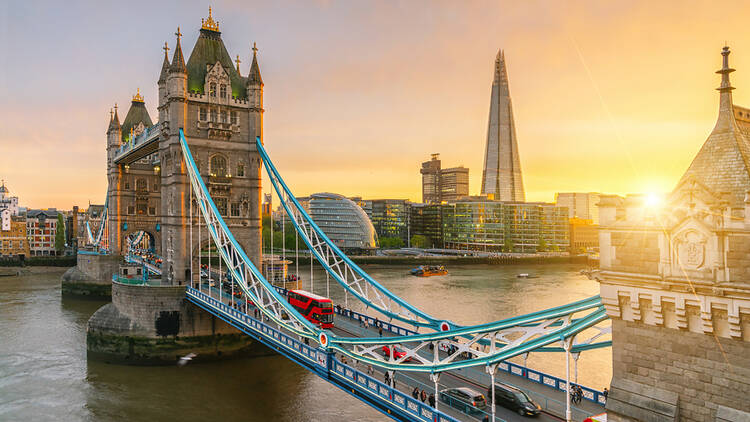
287,290 -> 334,328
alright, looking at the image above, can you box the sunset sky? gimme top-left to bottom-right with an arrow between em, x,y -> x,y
3,1 -> 750,209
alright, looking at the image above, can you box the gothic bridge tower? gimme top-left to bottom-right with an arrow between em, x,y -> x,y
158,8 -> 263,284
594,46 -> 750,422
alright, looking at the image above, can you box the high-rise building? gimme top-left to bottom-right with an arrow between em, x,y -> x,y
555,192 -> 601,224
440,166 -> 469,202
481,50 -> 525,201
409,203 -> 442,248
420,154 -> 469,204
420,154 -> 441,204
307,193 -> 377,253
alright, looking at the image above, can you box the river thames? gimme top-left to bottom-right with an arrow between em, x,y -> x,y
0,263 -> 609,421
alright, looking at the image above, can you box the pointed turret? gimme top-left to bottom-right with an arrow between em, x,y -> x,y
248,42 -> 263,86
121,91 -> 153,143
108,103 -> 121,134
170,27 -> 187,74
677,46 -> 750,205
159,42 -> 171,83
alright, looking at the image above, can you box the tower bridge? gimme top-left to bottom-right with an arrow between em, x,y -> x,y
66,9 -> 750,422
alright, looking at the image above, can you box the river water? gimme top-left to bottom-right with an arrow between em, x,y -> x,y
0,263 -> 610,421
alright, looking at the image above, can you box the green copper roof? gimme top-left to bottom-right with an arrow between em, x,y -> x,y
121,101 -> 153,143
186,29 -> 246,99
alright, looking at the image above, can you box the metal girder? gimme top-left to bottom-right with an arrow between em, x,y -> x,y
180,129 -> 320,340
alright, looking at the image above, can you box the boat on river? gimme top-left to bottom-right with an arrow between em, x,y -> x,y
410,265 -> 448,277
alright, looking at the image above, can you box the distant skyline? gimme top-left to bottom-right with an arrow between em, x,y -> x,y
3,1 -> 750,209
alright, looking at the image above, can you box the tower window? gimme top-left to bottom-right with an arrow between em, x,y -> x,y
237,163 -> 244,177
215,198 -> 228,216
231,202 -> 240,217
210,109 -> 217,122
200,108 -> 207,121
231,111 -> 238,125
210,82 -> 217,97
220,110 -> 227,124
220,84 -> 227,99
211,155 -> 227,176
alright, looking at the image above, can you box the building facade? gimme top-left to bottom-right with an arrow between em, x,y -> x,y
0,211 -> 29,258
0,181 -> 20,216
420,154 -> 469,204
593,47 -> 750,422
480,50 -> 525,202
26,209 -> 59,256
308,193 -> 377,253
442,200 -> 568,253
364,199 -> 410,246
105,9 -> 263,284
569,217 -> 598,253
555,192 -> 601,224
409,203 -> 443,248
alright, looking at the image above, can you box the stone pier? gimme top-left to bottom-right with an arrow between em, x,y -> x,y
61,252 -> 121,297
87,280 -> 268,364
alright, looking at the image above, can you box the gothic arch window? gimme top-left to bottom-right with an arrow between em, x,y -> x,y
210,154 -> 227,177
220,84 -> 227,99
210,109 -> 217,122
136,178 -> 147,191
210,82 -> 217,98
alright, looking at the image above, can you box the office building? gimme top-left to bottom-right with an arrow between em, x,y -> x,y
307,193 -> 377,253
420,154 -> 469,204
0,210 -> 29,258
555,192 -> 601,224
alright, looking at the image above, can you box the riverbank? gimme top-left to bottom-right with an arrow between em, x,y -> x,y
0,266 -> 69,277
350,254 -> 591,266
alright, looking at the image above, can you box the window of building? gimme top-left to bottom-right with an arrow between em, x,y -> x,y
231,202 -> 240,217
124,180 -> 130,190
231,111 -> 238,125
127,206 -> 135,215
220,84 -> 227,98
211,155 -> 227,176
148,207 -> 156,216
210,109 -> 217,122
220,110 -> 227,124
236,163 -> 245,177
137,204 -> 147,215
210,82 -> 217,97
200,107 -> 207,121
215,198 -> 228,216
153,182 -> 159,192
136,179 -> 147,191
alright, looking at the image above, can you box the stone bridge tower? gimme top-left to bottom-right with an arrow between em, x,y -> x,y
104,8 -> 263,285
158,9 -> 263,284
593,47 -> 750,422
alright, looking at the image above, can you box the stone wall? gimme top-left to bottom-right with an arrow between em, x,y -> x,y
727,235 -> 750,282
608,319 -> 750,421
77,253 -> 121,282
87,282 -> 268,364
607,231 -> 659,274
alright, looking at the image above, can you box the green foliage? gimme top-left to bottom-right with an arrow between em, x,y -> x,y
379,236 -> 404,249
55,214 -> 66,253
537,235 -> 547,252
262,215 -> 307,252
410,235 -> 429,249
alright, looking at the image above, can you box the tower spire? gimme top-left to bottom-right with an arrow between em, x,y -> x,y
235,54 -> 241,73
713,45 -> 738,133
248,42 -> 263,86
170,27 -> 186,73
159,41 -> 171,83
494,48 -> 510,94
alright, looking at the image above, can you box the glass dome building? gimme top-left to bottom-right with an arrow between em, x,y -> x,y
307,193 -> 378,253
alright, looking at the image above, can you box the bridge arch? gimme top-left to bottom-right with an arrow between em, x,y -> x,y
122,228 -> 160,256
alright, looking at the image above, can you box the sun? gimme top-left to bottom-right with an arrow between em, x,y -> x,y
644,192 -> 662,209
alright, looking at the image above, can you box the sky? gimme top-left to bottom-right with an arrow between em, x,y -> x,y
2,1 -> 750,210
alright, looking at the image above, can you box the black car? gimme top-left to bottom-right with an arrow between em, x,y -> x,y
487,382 -> 541,416
438,387 -> 487,415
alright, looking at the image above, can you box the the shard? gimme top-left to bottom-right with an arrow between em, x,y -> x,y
481,49 -> 525,202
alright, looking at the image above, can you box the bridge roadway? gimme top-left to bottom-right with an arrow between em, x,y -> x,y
199,282 -> 603,421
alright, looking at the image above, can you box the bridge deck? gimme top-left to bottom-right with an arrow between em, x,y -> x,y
194,283 -> 604,421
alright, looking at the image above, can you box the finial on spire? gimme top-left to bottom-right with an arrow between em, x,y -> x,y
163,41 -> 170,56
716,45 -> 735,92
235,54 -> 241,72
201,6 -> 220,31
114,103 -> 118,113
175,27 -> 183,41
132,88 -> 144,103
252,42 -> 258,55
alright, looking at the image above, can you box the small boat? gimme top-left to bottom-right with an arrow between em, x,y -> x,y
410,265 -> 448,277
516,273 -> 538,279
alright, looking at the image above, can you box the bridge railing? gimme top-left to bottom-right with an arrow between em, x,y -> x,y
187,287 -> 464,422
328,299 -> 607,406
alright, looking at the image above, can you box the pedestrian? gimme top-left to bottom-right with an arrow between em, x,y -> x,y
412,387 -> 419,400
379,326 -> 383,337
359,316 -> 363,327
367,365 -> 374,375
482,416 -> 489,422
603,387 -> 609,403
577,385 -> 584,404
428,393 -> 435,408
420,389 -> 427,403
384,371 -> 390,385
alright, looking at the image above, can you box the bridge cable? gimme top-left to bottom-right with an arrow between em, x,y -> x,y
190,184 -> 193,290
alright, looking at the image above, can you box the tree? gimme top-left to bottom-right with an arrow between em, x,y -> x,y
55,213 -> 66,255
379,236 -> 404,249
410,235 -> 428,249
537,235 -> 547,252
